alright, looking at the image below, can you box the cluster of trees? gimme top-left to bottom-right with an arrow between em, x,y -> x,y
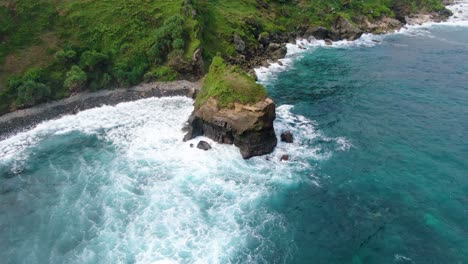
1,14 -> 189,113
6,68 -> 50,108
147,15 -> 187,64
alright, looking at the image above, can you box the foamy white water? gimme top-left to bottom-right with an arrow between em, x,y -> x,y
447,0 -> 468,23
255,0 -> 468,84
0,96 -> 349,263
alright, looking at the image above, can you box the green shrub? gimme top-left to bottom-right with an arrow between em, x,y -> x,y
8,68 -> 51,107
79,50 -> 109,70
16,80 -> 51,107
112,54 -> 149,86
64,65 -> 87,91
147,15 -> 187,64
143,66 -> 178,82
55,49 -> 78,64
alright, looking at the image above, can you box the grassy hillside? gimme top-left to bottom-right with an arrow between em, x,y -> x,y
0,0 -> 447,113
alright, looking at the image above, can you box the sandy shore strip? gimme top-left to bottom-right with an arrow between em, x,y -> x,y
0,80 -> 200,140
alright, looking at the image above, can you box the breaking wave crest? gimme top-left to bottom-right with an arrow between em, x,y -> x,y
0,96 -> 349,263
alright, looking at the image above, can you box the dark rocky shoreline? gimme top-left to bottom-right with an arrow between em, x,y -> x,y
0,4 -> 454,147
183,4 -> 455,158
0,81 -> 200,140
231,7 -> 454,72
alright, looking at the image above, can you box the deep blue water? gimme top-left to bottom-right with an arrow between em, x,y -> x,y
261,24 -> 468,263
1,9 -> 468,264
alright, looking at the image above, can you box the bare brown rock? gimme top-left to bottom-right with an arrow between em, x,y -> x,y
330,16 -> 363,41
356,16 -> 403,34
184,97 -> 277,159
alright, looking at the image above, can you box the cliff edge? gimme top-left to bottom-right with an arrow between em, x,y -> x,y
184,56 -> 277,159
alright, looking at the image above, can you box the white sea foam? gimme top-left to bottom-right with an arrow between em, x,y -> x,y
395,254 -> 414,262
0,96 -> 349,263
255,0 -> 468,84
446,0 -> 468,23
255,33 -> 384,84
395,1 -> 468,36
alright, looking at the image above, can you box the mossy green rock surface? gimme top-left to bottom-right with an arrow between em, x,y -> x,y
186,57 -> 276,158
195,56 -> 266,108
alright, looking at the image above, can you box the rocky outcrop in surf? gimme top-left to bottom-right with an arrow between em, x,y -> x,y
184,56 -> 277,159
184,97 -> 277,159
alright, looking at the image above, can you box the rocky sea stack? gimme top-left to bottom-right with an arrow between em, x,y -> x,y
184,56 -> 277,159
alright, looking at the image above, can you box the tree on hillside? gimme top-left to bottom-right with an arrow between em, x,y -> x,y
147,15 -> 187,64
64,66 -> 87,92
8,68 -> 51,108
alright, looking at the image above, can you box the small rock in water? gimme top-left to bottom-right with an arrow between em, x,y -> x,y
325,39 -> 333,45
281,131 -> 294,143
197,141 -> 212,151
190,143 -> 194,148
280,154 -> 290,161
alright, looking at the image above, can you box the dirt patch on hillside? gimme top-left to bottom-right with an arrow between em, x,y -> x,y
0,32 -> 59,90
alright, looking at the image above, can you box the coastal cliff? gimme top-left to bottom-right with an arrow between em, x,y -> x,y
183,56 -> 276,159
0,0 -> 454,116
184,97 -> 277,159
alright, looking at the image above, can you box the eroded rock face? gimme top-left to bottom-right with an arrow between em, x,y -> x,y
330,16 -> 363,41
184,97 -> 277,159
303,26 -> 329,40
355,16 -> 403,34
405,10 -> 453,25
267,43 -> 287,61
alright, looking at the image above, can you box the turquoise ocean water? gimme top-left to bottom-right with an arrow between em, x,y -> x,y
1,3 -> 468,263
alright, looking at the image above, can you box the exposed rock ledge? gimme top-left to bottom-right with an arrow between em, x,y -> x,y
183,97 -> 277,159
234,6 -> 453,71
0,80 -> 200,140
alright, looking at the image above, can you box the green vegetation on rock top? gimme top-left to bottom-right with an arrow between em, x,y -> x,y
0,0 -> 448,114
196,56 -> 267,108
